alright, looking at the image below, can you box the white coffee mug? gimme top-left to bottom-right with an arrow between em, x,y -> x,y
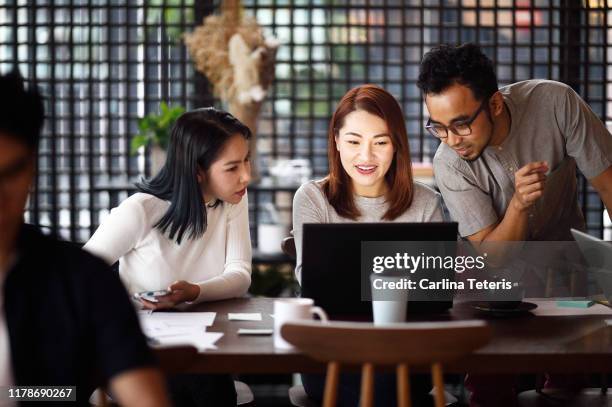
274,298 -> 328,349
370,274 -> 408,325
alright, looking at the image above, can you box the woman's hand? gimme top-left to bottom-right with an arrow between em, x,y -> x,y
140,280 -> 201,310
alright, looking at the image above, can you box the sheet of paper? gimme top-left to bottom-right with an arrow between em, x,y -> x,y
139,311 -> 216,327
228,313 -> 262,321
153,331 -> 224,352
141,321 -> 197,338
138,311 -> 220,352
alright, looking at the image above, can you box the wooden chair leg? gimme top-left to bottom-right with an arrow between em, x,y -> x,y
323,361 -> 340,407
431,363 -> 446,407
360,363 -> 375,407
397,363 -> 411,407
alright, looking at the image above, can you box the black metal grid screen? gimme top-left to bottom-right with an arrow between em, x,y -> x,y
1,0 -> 610,242
0,0 -> 216,242
243,0 -> 612,239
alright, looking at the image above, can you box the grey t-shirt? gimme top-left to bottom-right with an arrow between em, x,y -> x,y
292,180 -> 445,283
433,79 -> 612,240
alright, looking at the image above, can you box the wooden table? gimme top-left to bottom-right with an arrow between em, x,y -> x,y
159,297 -> 612,375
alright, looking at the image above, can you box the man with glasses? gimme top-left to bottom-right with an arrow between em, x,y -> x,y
419,43 -> 611,244
417,43 -> 612,406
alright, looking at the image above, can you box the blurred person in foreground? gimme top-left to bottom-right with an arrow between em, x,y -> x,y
0,70 -> 171,407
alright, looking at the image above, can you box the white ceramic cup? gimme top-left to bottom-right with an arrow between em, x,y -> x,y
370,274 -> 408,325
274,298 -> 328,349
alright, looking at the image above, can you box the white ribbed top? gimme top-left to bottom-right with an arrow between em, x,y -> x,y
84,192 -> 251,303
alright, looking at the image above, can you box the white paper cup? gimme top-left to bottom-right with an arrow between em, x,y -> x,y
372,300 -> 407,325
274,298 -> 328,349
370,274 -> 408,325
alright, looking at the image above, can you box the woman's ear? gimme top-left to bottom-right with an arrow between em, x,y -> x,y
334,134 -> 340,152
196,168 -> 204,184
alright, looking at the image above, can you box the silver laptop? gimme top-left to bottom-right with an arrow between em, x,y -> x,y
571,228 -> 612,301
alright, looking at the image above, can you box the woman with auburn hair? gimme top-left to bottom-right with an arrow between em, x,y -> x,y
292,84 -> 443,406
293,84 -> 444,282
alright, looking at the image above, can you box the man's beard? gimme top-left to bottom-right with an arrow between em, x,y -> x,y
460,112 -> 495,162
461,143 -> 486,162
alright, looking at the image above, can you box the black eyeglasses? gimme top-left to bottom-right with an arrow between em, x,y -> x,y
425,99 -> 488,140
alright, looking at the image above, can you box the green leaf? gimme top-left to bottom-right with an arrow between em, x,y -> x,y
130,101 -> 185,155
171,106 -> 186,116
130,134 -> 150,154
138,116 -> 151,132
160,101 -> 169,115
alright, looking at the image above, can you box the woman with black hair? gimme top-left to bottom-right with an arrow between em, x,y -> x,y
85,107 -> 252,309
84,107 -> 252,406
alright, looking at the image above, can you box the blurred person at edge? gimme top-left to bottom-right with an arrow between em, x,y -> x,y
0,70 -> 171,407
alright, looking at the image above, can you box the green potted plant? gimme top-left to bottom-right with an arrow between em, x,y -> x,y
131,102 -> 185,174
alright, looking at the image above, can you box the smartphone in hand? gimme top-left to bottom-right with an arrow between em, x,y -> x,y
133,289 -> 170,303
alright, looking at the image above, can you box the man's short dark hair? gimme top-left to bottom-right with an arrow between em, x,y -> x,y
417,43 -> 499,102
0,69 -> 45,150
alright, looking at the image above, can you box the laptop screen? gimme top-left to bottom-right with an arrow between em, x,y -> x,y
300,222 -> 458,320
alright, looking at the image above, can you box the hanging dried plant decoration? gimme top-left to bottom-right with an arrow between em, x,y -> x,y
183,0 -> 278,178
183,0 -> 278,105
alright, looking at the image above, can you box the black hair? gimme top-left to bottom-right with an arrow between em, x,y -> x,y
417,43 -> 499,101
136,107 -> 251,244
0,69 -> 45,150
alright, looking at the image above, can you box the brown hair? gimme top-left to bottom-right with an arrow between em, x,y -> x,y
322,84 -> 414,220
